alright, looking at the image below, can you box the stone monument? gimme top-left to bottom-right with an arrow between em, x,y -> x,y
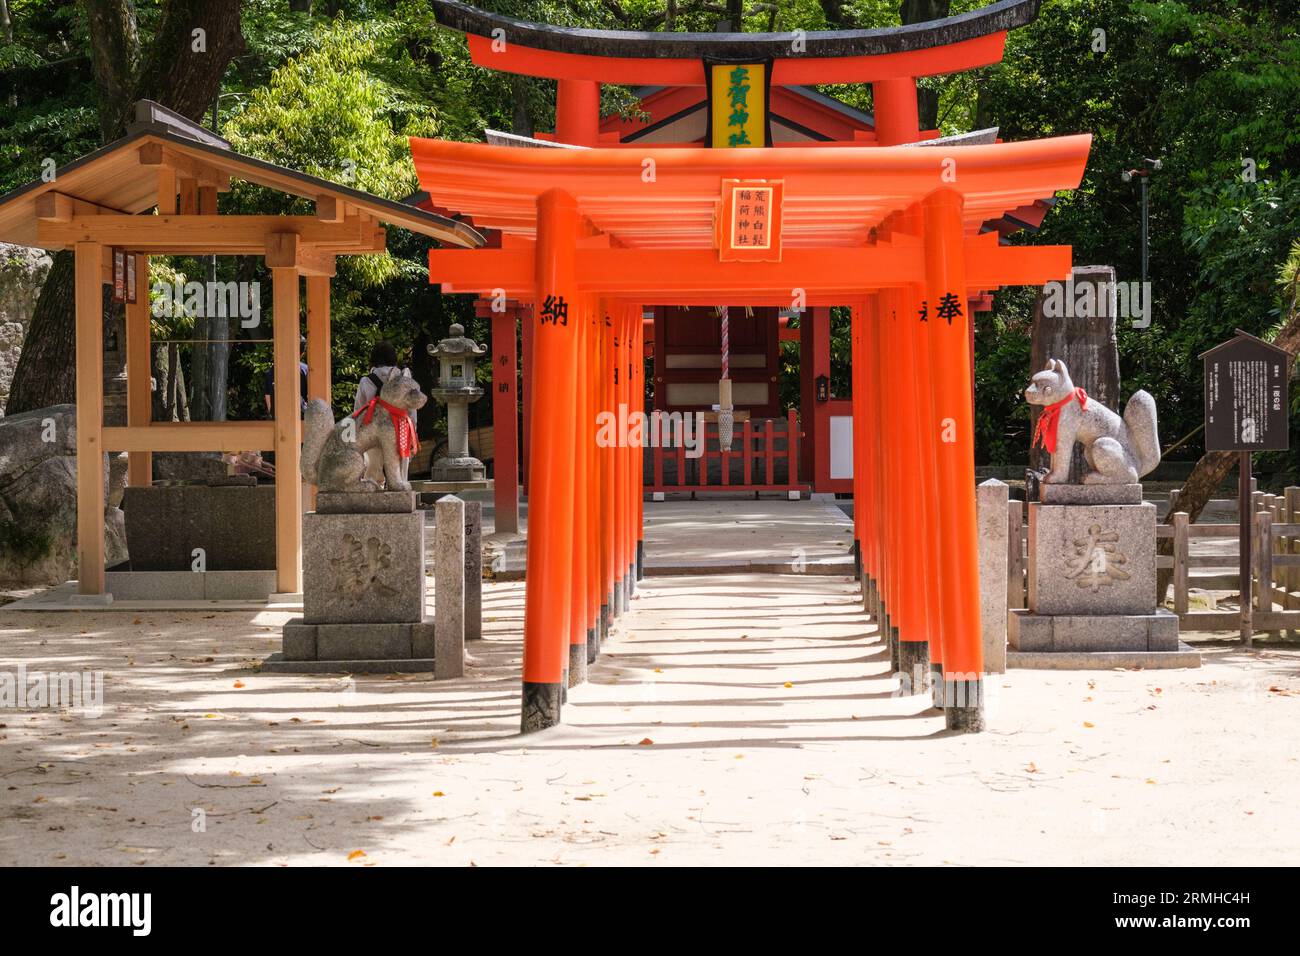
264,381 -> 464,678
1008,358 -> 1199,669
427,323 -> 487,482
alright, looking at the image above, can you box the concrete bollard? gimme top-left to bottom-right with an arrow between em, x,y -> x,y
977,479 -> 1010,674
434,495 -> 466,679
463,500 -> 482,641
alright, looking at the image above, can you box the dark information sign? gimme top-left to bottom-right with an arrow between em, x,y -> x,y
1201,330 -> 1291,452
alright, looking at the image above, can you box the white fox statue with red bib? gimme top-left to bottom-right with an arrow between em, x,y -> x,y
1025,358 -> 1160,485
300,368 -> 427,492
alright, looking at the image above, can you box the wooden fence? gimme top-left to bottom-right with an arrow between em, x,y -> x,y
1007,486 -> 1300,634
646,410 -> 801,496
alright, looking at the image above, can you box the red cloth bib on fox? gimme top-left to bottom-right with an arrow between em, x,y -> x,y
1031,387 -> 1088,454
351,398 -> 419,460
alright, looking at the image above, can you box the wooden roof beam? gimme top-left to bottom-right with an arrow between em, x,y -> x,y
137,142 -> 231,191
37,214 -> 372,251
35,191 -> 125,222
266,232 -> 338,277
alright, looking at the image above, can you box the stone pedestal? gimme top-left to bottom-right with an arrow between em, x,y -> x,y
1009,491 -> 1199,670
264,491 -> 461,678
1027,501 -> 1156,616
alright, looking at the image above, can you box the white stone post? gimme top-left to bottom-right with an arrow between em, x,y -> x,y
434,494 -> 466,678
977,478 -> 1009,673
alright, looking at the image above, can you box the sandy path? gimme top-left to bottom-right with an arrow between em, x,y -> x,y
1,573 -> 1297,866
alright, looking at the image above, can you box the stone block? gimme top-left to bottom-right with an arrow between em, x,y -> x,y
104,569 -> 205,600
261,654 -> 437,675
302,511 -> 425,624
1051,614 -> 1156,651
1039,483 -> 1143,505
1028,501 -> 1155,615
316,623 -> 413,660
411,622 -> 438,659
1007,609 -> 1053,650
282,620 -> 317,661
1009,609 -> 1180,652
463,500 -> 482,641
1008,642 -> 1201,671
1148,609 -> 1180,651
201,569 -> 278,600
315,491 -> 416,514
976,478 -> 1009,673
122,484 -> 276,571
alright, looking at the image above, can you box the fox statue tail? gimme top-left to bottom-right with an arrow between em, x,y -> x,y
300,398 -> 334,484
1122,389 -> 1161,478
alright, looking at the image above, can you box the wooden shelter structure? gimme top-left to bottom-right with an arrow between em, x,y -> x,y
418,0 -> 1089,733
0,101 -> 482,599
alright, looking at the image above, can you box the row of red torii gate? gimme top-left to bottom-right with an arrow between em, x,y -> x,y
413,0 -> 1090,732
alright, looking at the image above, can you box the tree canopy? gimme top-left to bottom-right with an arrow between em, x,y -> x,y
1,0 -> 1296,471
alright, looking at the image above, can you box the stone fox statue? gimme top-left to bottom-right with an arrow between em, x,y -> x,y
1025,358 -> 1160,485
301,368 -> 427,492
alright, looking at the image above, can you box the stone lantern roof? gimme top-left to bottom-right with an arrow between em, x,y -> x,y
428,323 -> 487,359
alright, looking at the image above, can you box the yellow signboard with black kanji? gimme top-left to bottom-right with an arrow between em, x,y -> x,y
709,63 -> 768,149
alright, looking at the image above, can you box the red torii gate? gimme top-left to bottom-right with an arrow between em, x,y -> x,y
413,138 -> 1089,733
416,0 -> 1088,733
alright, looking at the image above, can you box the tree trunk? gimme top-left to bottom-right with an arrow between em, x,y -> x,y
900,0 -> 950,130
5,0 -> 245,417
6,252 -> 76,413
510,75 -> 533,138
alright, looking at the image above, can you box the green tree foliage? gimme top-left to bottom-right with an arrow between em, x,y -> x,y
973,0 -> 1299,463
3,0 -> 1298,465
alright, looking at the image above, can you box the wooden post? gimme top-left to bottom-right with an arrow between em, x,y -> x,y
799,305 -> 829,484
634,304 -> 645,581
612,303 -> 628,613
893,284 -> 932,686
848,300 -> 865,589
587,297 -> 603,660
521,189 -> 580,732
304,273 -> 331,513
1255,508 -> 1272,633
75,241 -> 106,595
568,297 -> 590,687
1286,487 -> 1300,610
125,253 -> 152,486
271,264 -> 303,595
556,79 -> 600,147
923,187 -> 984,731
600,302 -> 615,640
489,302 -> 520,534
876,287 -> 902,672
305,274 -> 331,403
872,77 -> 920,146
1173,511 -> 1189,618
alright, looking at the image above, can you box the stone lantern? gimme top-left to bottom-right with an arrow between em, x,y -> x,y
427,322 -> 488,482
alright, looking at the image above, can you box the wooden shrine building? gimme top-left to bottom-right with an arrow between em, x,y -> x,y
0,101 -> 482,599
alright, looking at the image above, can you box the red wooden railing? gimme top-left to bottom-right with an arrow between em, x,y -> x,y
645,410 -> 801,495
